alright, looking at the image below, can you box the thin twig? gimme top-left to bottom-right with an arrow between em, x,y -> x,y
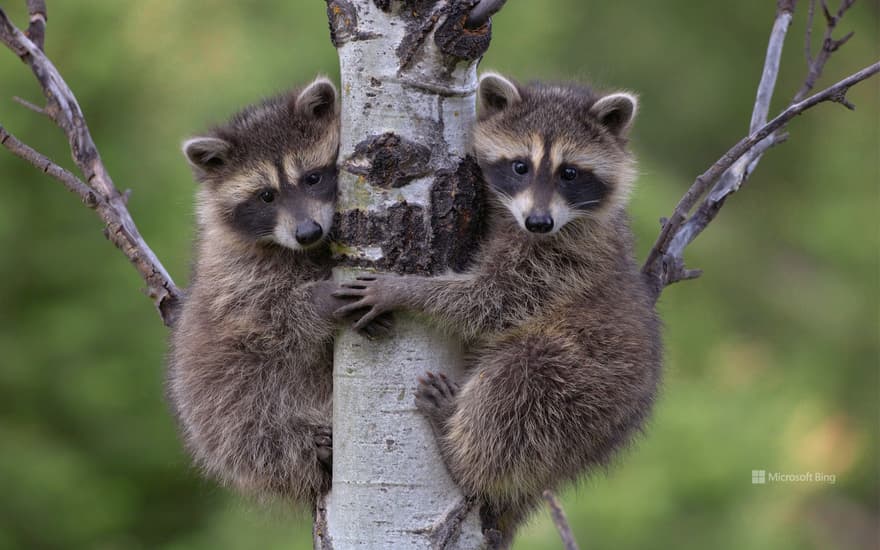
793,0 -> 856,102
25,0 -> 46,51
804,0 -> 816,65
1,124 -> 96,204
0,6 -> 181,324
543,490 -> 580,550
13,95 -> 48,116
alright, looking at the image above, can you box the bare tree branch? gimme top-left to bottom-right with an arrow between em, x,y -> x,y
642,0 -> 875,298
658,1 -> 796,278
664,132 -> 788,260
543,490 -> 580,550
13,94 -> 48,116
642,60 -> 878,295
0,6 -> 182,325
1,124 -> 95,203
752,1 -> 796,131
465,0 -> 507,29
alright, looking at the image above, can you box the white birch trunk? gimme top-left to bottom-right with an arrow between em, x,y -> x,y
316,1 -> 494,548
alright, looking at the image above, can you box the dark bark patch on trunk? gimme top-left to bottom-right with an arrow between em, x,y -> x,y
396,0 -> 443,71
434,3 -> 492,61
333,202 -> 432,274
344,132 -> 432,188
334,157 -> 486,274
429,156 -> 487,272
326,0 -> 380,47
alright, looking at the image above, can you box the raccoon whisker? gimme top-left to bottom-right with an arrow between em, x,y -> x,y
489,192 -> 514,207
254,233 -> 276,243
487,193 -> 521,224
570,199 -> 601,208
486,191 -> 514,211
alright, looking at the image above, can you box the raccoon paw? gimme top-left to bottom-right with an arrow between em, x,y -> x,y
415,371 -> 459,434
332,275 -> 402,332
314,426 -> 332,473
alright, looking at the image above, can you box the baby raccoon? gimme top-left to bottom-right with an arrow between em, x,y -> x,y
167,77 -> 373,504
336,73 -> 662,543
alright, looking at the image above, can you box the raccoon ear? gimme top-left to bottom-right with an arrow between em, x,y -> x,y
295,77 -> 338,119
477,72 -> 521,116
590,92 -> 638,137
183,137 -> 231,173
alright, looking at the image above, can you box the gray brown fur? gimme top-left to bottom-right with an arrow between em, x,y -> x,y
336,73 -> 661,543
166,78 -> 342,505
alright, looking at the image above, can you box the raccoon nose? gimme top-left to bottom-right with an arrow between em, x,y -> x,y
525,214 -> 554,234
295,220 -> 323,246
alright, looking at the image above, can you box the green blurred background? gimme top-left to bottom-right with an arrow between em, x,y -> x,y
0,1 -> 877,548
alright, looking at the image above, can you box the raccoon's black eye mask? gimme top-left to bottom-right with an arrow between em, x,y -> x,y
483,158 -> 531,196
556,167 -> 609,210
225,191 -> 278,241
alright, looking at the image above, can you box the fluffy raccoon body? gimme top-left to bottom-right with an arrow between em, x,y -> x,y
336,73 -> 662,543
167,78 -> 351,504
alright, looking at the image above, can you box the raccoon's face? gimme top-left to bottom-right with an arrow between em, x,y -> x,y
183,78 -> 340,252
473,73 -> 638,235
193,156 -> 338,251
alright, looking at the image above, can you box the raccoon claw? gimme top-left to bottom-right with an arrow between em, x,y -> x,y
357,312 -> 394,340
351,307 -> 385,332
314,427 -> 332,471
418,372 -> 459,399
415,371 -> 459,432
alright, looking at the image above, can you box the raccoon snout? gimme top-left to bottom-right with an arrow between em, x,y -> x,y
525,214 -> 554,234
295,220 -> 324,246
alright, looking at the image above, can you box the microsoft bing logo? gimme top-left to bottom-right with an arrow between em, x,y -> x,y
749,469 -> 836,484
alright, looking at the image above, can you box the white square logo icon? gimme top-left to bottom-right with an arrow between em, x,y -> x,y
752,470 -> 766,484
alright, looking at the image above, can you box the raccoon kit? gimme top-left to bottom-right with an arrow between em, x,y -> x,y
167,77 -> 374,504
336,73 -> 662,541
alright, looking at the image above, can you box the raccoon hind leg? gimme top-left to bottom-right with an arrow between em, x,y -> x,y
415,371 -> 460,439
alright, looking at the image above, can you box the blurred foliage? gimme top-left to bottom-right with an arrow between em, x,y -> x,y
0,1 -> 877,549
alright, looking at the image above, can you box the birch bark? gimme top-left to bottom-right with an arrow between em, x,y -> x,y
317,1 -> 494,547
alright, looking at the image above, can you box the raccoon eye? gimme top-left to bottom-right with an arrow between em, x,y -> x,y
512,161 -> 529,175
561,166 -> 578,181
259,189 -> 275,203
304,172 -> 322,186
